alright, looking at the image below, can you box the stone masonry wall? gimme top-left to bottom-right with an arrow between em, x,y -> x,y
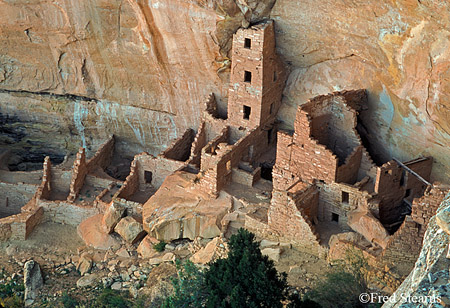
336,145 -> 363,184
116,158 -> 139,200
381,188 -> 445,268
228,20 -> 286,129
188,121 -> 207,167
34,156 -> 51,200
161,129 -> 195,162
86,135 -> 115,172
67,148 -> 88,202
268,187 -> 322,255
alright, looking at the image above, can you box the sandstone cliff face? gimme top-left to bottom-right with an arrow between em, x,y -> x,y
1,0 -> 450,180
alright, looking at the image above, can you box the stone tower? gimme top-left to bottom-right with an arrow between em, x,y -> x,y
227,20 -> 285,129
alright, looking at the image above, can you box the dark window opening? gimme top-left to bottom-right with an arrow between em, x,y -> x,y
400,170 -> 406,186
267,128 -> 273,144
342,191 -> 349,204
144,171 -> 153,184
244,71 -> 252,83
244,38 -> 251,49
405,188 -> 412,198
269,103 -> 274,114
332,213 -> 339,222
273,71 -> 277,82
261,164 -> 273,181
243,105 -> 251,120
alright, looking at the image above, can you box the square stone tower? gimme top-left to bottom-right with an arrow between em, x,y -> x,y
227,20 -> 285,129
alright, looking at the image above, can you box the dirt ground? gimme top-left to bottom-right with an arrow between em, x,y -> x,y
0,221 -> 331,305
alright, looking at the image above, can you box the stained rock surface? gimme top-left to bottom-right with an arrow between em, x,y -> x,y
1,1 -> 450,180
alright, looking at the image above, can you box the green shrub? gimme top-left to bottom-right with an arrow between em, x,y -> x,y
153,241 -> 167,252
60,292 -> 79,308
162,260 -> 206,308
305,249 -> 374,308
203,228 -> 289,308
0,276 -> 25,308
91,288 -> 130,308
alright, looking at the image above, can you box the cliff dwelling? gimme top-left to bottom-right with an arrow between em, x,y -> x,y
1,10 -> 449,306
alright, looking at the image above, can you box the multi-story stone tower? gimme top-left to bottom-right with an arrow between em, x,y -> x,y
227,20 -> 285,129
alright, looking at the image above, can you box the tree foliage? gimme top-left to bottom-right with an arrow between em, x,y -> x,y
203,228 -> 289,308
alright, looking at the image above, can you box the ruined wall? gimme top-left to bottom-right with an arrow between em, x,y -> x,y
137,154 -> 186,189
161,129 -> 195,162
117,159 -> 139,200
188,121 -> 207,168
403,157 -> 433,202
86,136 -> 115,172
0,182 -> 37,218
317,182 -> 372,229
302,94 -> 361,166
268,187 -> 323,255
67,148 -> 88,202
34,157 -> 52,201
381,188 -> 445,269
273,110 -> 338,187
200,125 -> 275,195
336,146 -> 363,184
231,166 -> 261,187
375,158 -> 433,223
0,205 -> 43,241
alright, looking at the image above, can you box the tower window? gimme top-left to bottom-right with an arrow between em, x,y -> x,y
243,105 -> 251,120
332,213 -> 339,222
244,71 -> 252,83
341,191 -> 349,204
144,171 -> 153,184
244,38 -> 251,49
269,103 -> 274,114
273,71 -> 277,82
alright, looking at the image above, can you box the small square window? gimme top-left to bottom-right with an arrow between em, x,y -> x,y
332,213 -> 339,222
342,191 -> 349,204
244,38 -> 251,49
243,105 -> 251,120
144,171 -> 152,184
244,71 -> 252,83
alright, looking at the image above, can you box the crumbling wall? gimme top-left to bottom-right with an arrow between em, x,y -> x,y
39,200 -> 100,225
336,146 -> 363,184
232,166 -> 261,187
273,110 -> 338,187
188,121 -> 207,167
268,186 -> 322,255
200,126 -> 275,195
136,153 -> 187,189
316,181 -> 375,230
161,129 -> 195,162
375,158 -> 433,224
116,158 -> 139,199
0,182 -> 37,218
67,148 -> 88,202
34,156 -> 51,200
403,157 -> 433,202
381,188 -> 445,269
86,135 -> 115,172
0,204 -> 43,241
302,94 -> 361,166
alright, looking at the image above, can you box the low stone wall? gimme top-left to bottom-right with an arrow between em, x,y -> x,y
0,204 -> 43,241
37,199 -> 100,225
